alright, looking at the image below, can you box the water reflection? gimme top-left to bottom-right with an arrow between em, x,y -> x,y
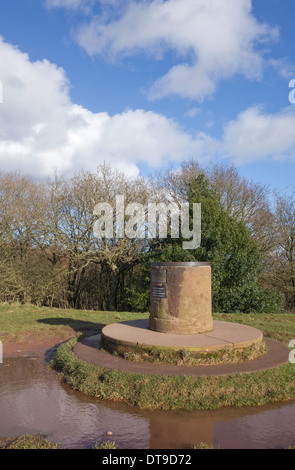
0,357 -> 295,449
214,404 -> 295,449
0,358 -> 149,449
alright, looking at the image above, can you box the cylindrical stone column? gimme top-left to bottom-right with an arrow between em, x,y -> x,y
149,262 -> 212,334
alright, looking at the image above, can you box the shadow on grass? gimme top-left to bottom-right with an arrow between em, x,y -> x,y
37,317 -> 105,335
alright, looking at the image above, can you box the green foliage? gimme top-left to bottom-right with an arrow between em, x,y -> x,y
216,285 -> 285,314
121,263 -> 151,312
147,175 -> 284,313
0,169 -> 288,313
190,176 -> 284,313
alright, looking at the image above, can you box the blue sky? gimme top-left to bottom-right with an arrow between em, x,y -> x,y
0,0 -> 294,192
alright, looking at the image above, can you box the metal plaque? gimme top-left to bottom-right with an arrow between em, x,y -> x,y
152,286 -> 167,299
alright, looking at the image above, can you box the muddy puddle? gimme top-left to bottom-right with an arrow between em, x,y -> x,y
1,356 -> 295,449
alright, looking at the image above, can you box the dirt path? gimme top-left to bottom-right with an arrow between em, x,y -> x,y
3,333 -> 75,358
2,326 -> 105,359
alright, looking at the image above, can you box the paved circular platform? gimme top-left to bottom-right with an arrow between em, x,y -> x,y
101,319 -> 264,355
73,334 -> 291,377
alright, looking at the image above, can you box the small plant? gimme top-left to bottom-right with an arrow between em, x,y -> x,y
94,440 -> 119,449
193,442 -> 215,449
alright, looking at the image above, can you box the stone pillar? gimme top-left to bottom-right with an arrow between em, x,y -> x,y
149,262 -> 212,334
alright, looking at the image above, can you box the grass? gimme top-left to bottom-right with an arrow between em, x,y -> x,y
94,440 -> 120,449
52,333 -> 295,412
51,311 -> 295,411
215,313 -> 295,345
0,302 -> 148,343
1,303 -> 295,411
110,340 -> 266,366
193,443 -> 215,449
0,434 -> 58,449
0,302 -> 293,347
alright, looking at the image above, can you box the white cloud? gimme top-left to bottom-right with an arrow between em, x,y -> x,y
0,37 -> 217,178
1,37 -> 294,180
76,0 -> 279,101
223,106 -> 295,164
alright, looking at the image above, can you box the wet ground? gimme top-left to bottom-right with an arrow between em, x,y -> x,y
1,355 -> 295,449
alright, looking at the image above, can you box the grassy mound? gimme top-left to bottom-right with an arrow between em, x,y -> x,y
51,333 -> 295,411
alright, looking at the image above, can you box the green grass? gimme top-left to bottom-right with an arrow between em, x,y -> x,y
94,440 -> 120,449
0,302 -> 148,343
51,311 -> 295,411
0,434 -> 58,449
0,303 -> 293,346
1,303 -> 295,411
109,339 -> 266,366
52,333 -> 295,411
193,443 -> 215,449
215,313 -> 295,345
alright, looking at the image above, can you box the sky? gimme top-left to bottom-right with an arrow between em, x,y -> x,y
0,0 -> 294,193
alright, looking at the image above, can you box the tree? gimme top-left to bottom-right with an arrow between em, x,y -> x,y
154,160 -> 275,255
264,190 -> 295,312
147,175 -> 284,313
0,164 -> 286,313
207,163 -> 275,255
0,172 -> 64,305
37,164 -> 150,310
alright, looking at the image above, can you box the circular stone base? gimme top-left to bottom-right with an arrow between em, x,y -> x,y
101,319 -> 265,365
